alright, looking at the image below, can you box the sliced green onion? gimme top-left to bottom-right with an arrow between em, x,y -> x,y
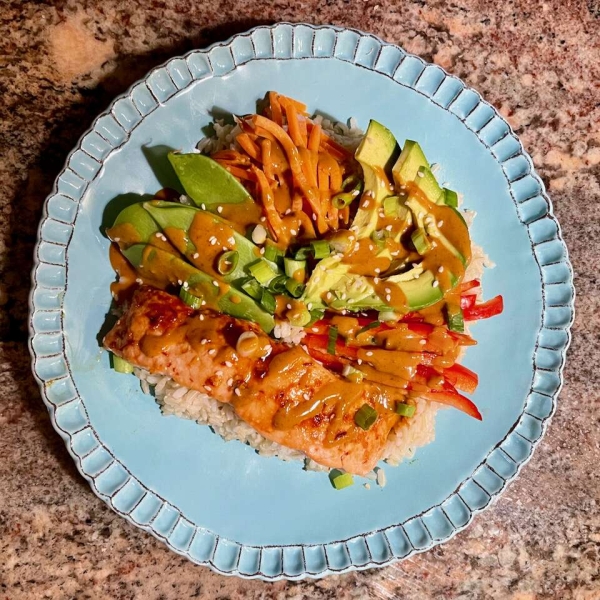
179,286 -> 203,309
397,205 -> 409,221
241,278 -> 262,300
285,278 -> 305,298
327,325 -> 339,355
289,308 -> 311,327
217,250 -> 239,275
446,304 -> 465,333
411,229 -> 431,255
383,195 -> 401,217
395,402 -> 416,417
284,258 -> 306,280
329,469 -> 354,490
357,321 -> 381,336
263,243 -> 284,263
354,403 -> 378,430
307,309 -> 325,327
332,192 -> 356,209
269,275 -> 288,294
112,354 -> 134,374
248,259 -> 278,285
443,188 -> 459,208
342,364 -> 364,384
294,246 -> 312,260
370,229 -> 389,250
341,174 -> 361,191
311,240 -> 331,259
260,288 -> 276,315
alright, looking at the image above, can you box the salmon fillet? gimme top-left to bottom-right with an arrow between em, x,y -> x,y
104,286 -> 402,475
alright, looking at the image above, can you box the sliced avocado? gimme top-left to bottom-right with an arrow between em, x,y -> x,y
168,152 -> 253,207
414,166 -> 444,204
388,270 -> 443,310
392,140 -> 429,186
142,200 -> 259,282
107,203 -> 162,248
351,120 -> 400,239
122,244 -> 274,333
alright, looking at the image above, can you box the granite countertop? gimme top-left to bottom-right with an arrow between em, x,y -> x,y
1,1 -> 598,598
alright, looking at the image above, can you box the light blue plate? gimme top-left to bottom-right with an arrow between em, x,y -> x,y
29,24 -> 574,579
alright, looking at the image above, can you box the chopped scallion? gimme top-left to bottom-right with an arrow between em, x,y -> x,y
329,469 -> 354,490
217,250 -> 239,275
331,192 -> 356,209
307,309 -> 325,327
248,259 -> 278,285
263,243 -> 284,264
395,402 -> 416,417
443,188 -> 459,208
310,240 -> 331,259
179,286 -> 203,309
327,325 -> 339,355
294,246 -> 312,260
447,304 -> 464,333
285,278 -> 305,298
288,308 -> 311,327
383,195 -> 401,217
241,278 -> 262,300
259,288 -> 276,314
354,403 -> 378,430
283,258 -> 306,280
112,354 -> 134,374
268,275 -> 288,294
342,364 -> 364,384
411,229 -> 431,255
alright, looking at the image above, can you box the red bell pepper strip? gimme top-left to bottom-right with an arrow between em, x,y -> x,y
460,294 -> 477,310
459,280 -> 480,293
463,295 -> 503,321
447,330 -> 477,346
443,363 -> 479,394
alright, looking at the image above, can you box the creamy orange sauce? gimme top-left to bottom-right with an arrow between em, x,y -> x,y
187,212 -> 237,275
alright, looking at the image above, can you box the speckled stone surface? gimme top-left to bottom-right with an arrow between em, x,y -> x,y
1,1 -> 598,598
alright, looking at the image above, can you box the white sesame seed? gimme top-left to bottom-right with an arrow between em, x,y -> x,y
307,303 -> 313,310
259,247 -> 265,255
193,252 -> 199,259
217,206 -> 223,213
357,359 -> 363,365
199,314 -> 204,321
373,277 -> 380,284
290,229 -> 297,236
438,266 -> 444,273
201,300 -> 206,306
201,339 -> 208,345
432,280 -> 439,288
287,304 -> 292,310
212,280 -> 219,287
419,339 -> 427,345
386,294 -> 392,302
312,213 -> 317,221
228,237 -> 235,245
363,200 -> 370,208
183,281 -> 189,288
208,348 -> 217,356
204,385 -> 212,392
366,351 -> 373,357
417,170 -> 424,178
260,216 -> 266,222
177,279 -> 183,285
234,388 -> 241,397
312,327 -> 319,333
374,268 -> 381,274
303,393 -> 310,400
227,378 -> 233,386
113,237 -> 121,242
216,370 -> 223,376
368,245 -> 374,251
225,361 -> 232,368
201,203 -> 206,210
385,225 -> 393,231
437,220 -> 444,227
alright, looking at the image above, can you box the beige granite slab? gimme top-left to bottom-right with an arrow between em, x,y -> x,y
1,1 -> 598,598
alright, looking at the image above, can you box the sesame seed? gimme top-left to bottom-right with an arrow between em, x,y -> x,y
366,351 -> 373,357
379,211 -> 385,218
227,378 -> 233,386
228,237 -> 235,245
312,213 -> 317,221
374,268 -> 381,274
183,281 -> 189,288
113,237 -> 121,242
417,170 -> 424,178
368,245 -> 374,251
432,280 -> 439,288
363,201 -> 370,209
385,225 -> 393,231
419,339 -> 427,345
438,266 -> 444,273
135,278 -> 143,284
199,314 -> 204,321
385,287 -> 391,294
201,300 -> 206,306
201,203 -> 206,210
307,303 -> 313,310
357,359 -> 363,365
225,361 -> 233,368
259,248 -> 265,255
260,216 -> 266,222
312,327 -> 319,333
212,280 -> 219,287
287,304 -> 292,310
386,294 -> 392,302
222,247 -> 228,252
215,370 -> 223,376
201,339 -> 208,345
373,277 -> 380,284
217,206 -> 223,213
155,232 -> 162,238
234,388 -> 242,397
208,348 -> 217,356
204,385 -> 212,392
303,393 -> 310,400
437,220 -> 444,227
177,279 -> 183,285
290,229 -> 297,236
193,252 -> 199,259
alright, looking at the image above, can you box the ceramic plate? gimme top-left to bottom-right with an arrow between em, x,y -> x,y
29,23 -> 574,579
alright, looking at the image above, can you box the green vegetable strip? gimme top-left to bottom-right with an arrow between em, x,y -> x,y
285,278 -> 305,298
311,240 -> 331,259
217,250 -> 239,275
248,259 -> 278,285
395,402 -> 416,417
443,188 -> 459,208
329,470 -> 354,490
112,354 -> 134,374
327,326 -> 339,355
383,196 -> 401,217
357,321 -> 381,336
284,258 -> 306,280
331,192 -> 355,209
294,246 -> 312,260
289,309 -> 311,327
179,286 -> 203,309
263,243 -> 284,263
260,289 -> 276,314
354,403 -> 378,430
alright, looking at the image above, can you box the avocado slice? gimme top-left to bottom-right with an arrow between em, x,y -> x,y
351,120 -> 400,239
168,152 -> 253,207
392,140 -> 429,186
122,243 -> 275,333
414,166 -> 444,204
142,200 -> 260,283
387,269 -> 443,310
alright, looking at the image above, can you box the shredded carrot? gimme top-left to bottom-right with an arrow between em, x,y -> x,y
216,164 -> 255,181
282,100 -> 305,148
261,138 -> 274,181
269,91 -> 283,125
340,205 -> 350,225
294,210 -> 317,239
277,93 -> 308,115
307,123 -> 321,152
299,147 -> 318,188
211,150 -> 251,165
236,133 -> 261,161
292,191 -> 303,213
253,167 -> 284,242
